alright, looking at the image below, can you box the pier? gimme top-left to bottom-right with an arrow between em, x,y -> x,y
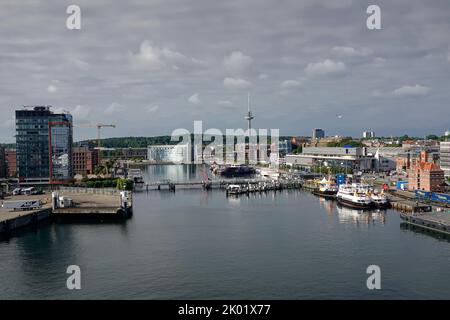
142,178 -> 302,192
400,212 -> 450,235
0,189 -> 133,235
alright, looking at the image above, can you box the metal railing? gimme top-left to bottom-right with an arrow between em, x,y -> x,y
57,186 -> 121,196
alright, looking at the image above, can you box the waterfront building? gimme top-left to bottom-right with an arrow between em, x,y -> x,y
0,148 -> 6,178
5,149 -> 17,177
366,147 -> 403,172
440,141 -> 450,178
147,145 -> 191,164
286,147 -> 373,171
408,151 -> 445,192
308,135 -> 343,147
278,140 -> 293,156
290,136 -> 310,148
73,147 -> 99,176
15,106 -> 73,184
312,128 -> 325,140
120,148 -> 148,160
363,131 -> 375,139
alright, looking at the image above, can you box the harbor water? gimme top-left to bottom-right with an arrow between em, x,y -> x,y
0,165 -> 449,299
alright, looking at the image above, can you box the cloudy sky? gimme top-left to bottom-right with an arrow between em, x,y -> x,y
0,0 -> 449,142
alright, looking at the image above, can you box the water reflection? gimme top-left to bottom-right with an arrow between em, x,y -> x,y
336,204 -> 386,226
400,223 -> 450,242
142,164 -> 211,183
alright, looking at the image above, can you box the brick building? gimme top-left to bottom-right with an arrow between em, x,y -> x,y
0,148 -> 5,178
73,147 -> 99,176
5,149 -> 17,177
408,151 -> 445,192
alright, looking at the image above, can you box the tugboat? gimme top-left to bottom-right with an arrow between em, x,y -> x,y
336,183 -> 373,209
312,177 -> 338,199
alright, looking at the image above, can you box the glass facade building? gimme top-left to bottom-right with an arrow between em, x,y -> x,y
16,106 -> 73,184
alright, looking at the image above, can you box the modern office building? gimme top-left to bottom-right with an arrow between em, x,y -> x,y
16,106 -> 73,184
440,141 -> 450,178
278,140 -> 293,156
312,128 -> 325,140
147,145 -> 191,164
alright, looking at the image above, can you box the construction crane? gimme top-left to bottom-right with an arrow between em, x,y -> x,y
76,123 -> 116,148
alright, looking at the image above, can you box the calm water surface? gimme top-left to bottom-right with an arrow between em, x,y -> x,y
1,165 -> 449,299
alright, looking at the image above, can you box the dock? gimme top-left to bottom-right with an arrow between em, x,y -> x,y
0,205 -> 52,235
1,189 -> 132,235
143,178 -> 302,191
400,212 -> 450,235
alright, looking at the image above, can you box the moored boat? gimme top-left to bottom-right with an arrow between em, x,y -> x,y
370,190 -> 390,208
336,183 -> 373,209
312,177 -> 338,199
128,169 -> 145,192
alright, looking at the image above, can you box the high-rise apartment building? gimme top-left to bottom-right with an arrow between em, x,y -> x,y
312,128 -> 325,140
16,106 -> 73,184
363,131 -> 375,139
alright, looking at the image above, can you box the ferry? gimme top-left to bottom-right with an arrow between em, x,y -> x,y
370,190 -> 390,208
336,183 -> 373,209
128,169 -> 145,192
312,177 -> 338,199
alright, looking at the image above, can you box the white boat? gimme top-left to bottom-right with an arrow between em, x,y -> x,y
312,177 -> 338,199
226,184 -> 244,195
369,190 -> 390,208
336,183 -> 373,209
128,169 -> 145,192
259,168 -> 280,180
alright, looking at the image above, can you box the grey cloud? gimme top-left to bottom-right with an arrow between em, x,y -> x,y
0,0 -> 449,142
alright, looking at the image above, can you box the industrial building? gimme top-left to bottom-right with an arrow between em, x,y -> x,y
285,147 -> 373,171
15,106 -> 73,184
440,141 -> 450,178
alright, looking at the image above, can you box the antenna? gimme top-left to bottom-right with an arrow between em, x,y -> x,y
244,92 -> 254,132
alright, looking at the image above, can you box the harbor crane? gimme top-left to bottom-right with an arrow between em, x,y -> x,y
76,123 -> 116,148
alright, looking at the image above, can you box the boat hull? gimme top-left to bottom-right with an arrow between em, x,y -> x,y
372,201 -> 390,209
337,197 -> 373,209
312,189 -> 337,199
